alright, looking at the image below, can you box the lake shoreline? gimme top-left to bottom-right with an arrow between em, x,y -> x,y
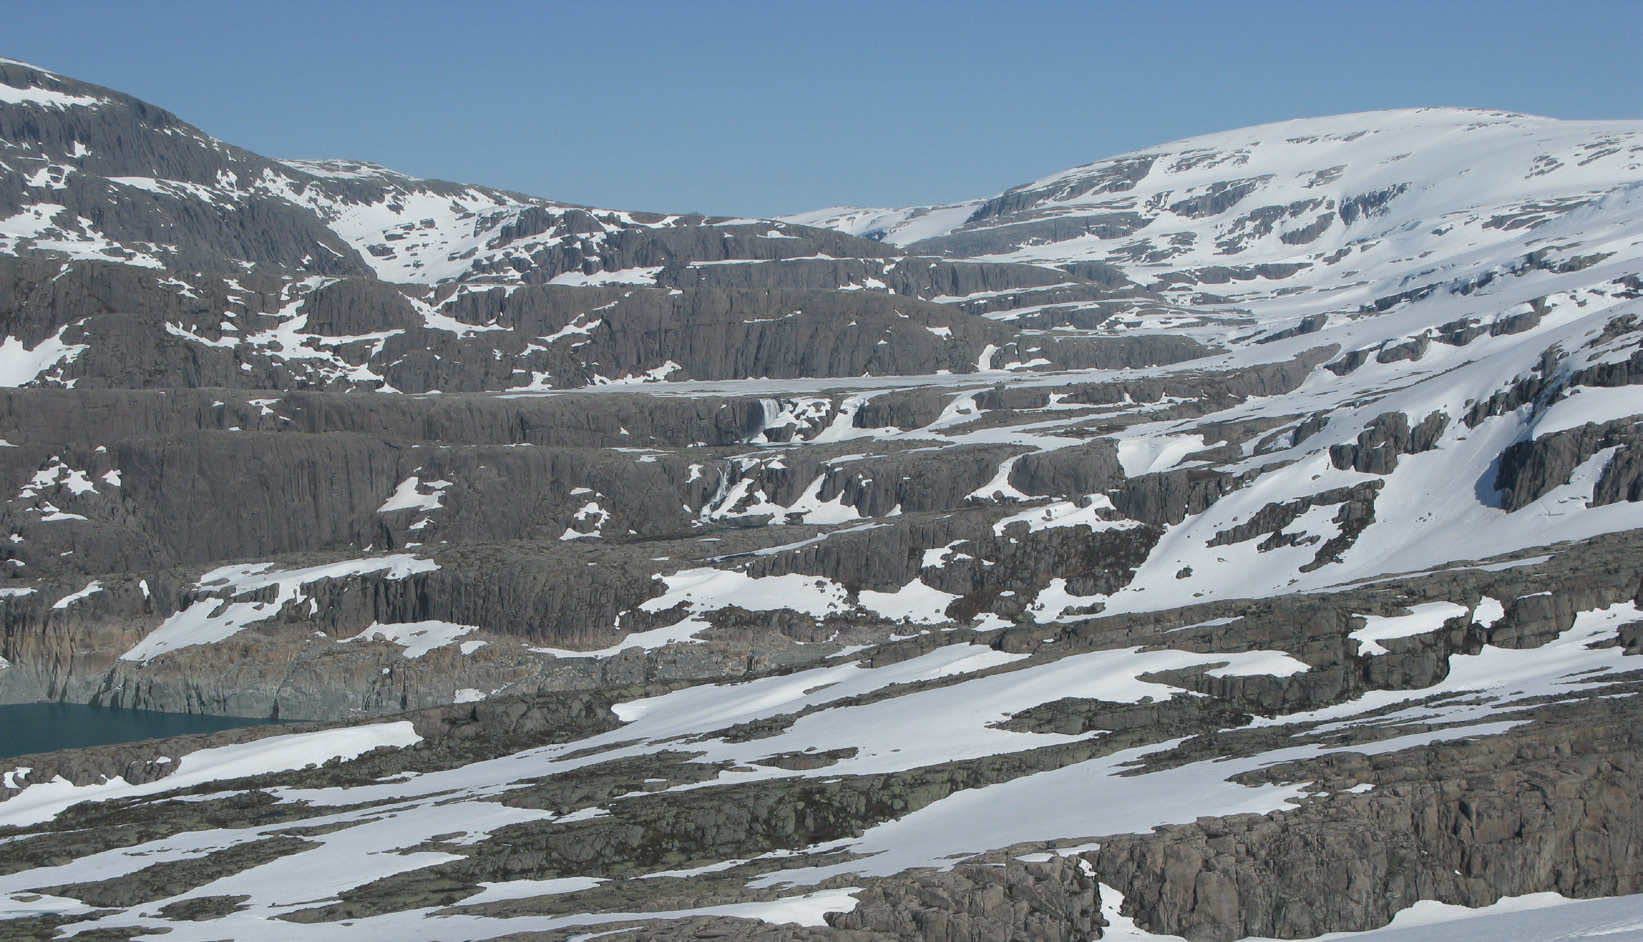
0,702 -> 287,760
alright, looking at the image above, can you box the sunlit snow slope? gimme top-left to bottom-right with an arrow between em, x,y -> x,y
2,62 -> 1642,942
783,107 -> 1643,611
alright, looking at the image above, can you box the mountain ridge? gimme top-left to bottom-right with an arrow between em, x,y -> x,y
0,60 -> 1640,942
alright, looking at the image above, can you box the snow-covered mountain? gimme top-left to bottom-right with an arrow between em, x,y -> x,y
786,107 -> 1641,287
777,107 -> 1643,608
0,56 -> 778,286
1,62 -> 1641,942
3,57 -> 1165,394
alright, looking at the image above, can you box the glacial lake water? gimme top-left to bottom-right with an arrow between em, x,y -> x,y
0,703 -> 285,759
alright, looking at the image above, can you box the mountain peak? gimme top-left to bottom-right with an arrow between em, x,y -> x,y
1,63 -> 1641,942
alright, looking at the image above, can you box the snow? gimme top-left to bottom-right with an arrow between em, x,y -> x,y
976,343 -> 1001,371
1202,649 -> 1311,678
1253,602 -> 1642,737
0,891 -> 94,922
780,475 -> 866,524
582,604 -> 1634,891
0,722 -> 420,828
993,494 -> 1138,535
1098,339 -> 1643,614
36,506 -> 87,522
0,82 -> 102,110
1350,601 -> 1471,655
3,100 -> 1643,942
50,580 -> 103,610
461,877 -> 605,905
637,566 -> 966,630
277,158 -> 401,180
1095,885 -> 1643,941
1115,432 -> 1207,477
697,460 -> 869,525
158,794 -> 537,916
966,454 -> 1030,502
560,498 -> 610,540
606,638 -> 1326,784
542,316 -> 603,343
1312,893 -> 1643,941
899,647 -> 1026,680
376,476 -> 452,514
0,201 -> 166,268
0,327 -> 88,386
531,618 -> 712,660
1473,596 -> 1506,627
777,201 -> 982,246
346,620 -> 479,658
751,734 -> 1309,886
57,467 -> 96,495
842,110 -> 1642,275
547,266 -> 662,287
16,598 -> 1633,939
121,555 -> 439,662
591,360 -> 683,384
1532,386 -> 1643,436
857,580 -> 962,624
671,887 -> 861,927
641,568 -> 854,620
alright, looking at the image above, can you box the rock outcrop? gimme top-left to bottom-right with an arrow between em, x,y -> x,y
1,61 -> 1642,942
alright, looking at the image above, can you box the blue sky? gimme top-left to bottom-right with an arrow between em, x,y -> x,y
8,0 -> 1640,218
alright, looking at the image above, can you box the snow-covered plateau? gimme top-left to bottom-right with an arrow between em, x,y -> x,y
0,57 -> 1640,941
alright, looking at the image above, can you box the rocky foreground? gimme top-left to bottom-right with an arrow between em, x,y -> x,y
0,58 -> 1640,940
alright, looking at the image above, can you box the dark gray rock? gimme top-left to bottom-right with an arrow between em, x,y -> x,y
1329,411 -> 1449,475
1494,418 -> 1643,512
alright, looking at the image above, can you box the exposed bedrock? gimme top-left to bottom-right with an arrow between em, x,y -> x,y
0,256 -> 284,346
963,156 -> 1159,225
1328,411 -> 1448,474
8,256 -> 1174,392
0,64 -> 374,279
1008,440 -> 1125,497
909,213 -> 1150,258
1494,417 -> 1643,511
472,218 -> 899,284
828,855 -> 1102,942
6,58 -> 1643,942
2,531 -> 1638,939
1092,701 -> 1642,941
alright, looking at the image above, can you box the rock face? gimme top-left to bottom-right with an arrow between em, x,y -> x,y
3,535 -> 1640,941
1095,702 -> 1643,941
830,856 -> 1102,941
0,59 -> 1641,942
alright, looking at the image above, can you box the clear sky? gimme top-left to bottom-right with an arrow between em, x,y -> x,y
7,0 -> 1640,218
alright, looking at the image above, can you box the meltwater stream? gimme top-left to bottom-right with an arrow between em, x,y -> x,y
0,703 -> 284,759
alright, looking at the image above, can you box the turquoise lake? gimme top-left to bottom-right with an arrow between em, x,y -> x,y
0,703 -> 284,759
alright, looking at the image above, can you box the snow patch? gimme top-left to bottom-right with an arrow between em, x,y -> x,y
121,555 -> 439,662
347,620 -> 479,658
